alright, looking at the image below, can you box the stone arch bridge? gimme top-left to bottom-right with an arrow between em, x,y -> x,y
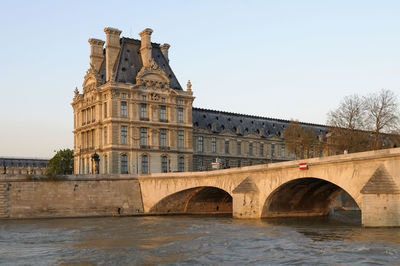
139,148 -> 400,227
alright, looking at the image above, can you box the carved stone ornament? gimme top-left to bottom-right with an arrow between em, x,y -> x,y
73,87 -> 82,101
83,64 -> 102,91
150,93 -> 160,101
136,59 -> 169,89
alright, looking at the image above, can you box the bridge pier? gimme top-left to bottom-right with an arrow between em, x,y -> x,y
362,194 -> 400,227
360,165 -> 400,227
232,177 -> 262,218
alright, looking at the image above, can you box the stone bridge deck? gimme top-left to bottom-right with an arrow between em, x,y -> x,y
139,148 -> 400,227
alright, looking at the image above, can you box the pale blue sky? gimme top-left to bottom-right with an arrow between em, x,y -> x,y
1,0 -> 400,158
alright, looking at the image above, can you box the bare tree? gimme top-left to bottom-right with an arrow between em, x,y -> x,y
364,89 -> 400,149
327,94 -> 365,131
326,94 -> 369,153
283,120 -> 303,159
283,120 -> 323,159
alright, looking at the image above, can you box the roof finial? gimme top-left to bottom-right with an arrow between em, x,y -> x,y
187,80 -> 192,92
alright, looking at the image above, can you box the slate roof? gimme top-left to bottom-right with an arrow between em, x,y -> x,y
192,107 -> 327,137
106,38 -> 182,90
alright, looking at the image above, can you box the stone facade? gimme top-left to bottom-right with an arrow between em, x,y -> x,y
192,108 -> 326,171
72,28 -> 194,175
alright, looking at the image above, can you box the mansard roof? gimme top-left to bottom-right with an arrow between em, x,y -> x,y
192,107 -> 327,138
109,38 -> 182,90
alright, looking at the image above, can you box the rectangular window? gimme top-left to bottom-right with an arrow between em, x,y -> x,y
225,139 -> 230,154
237,141 -> 241,155
140,104 -> 147,119
161,156 -> 167,173
140,127 -> 147,146
104,127 -> 107,144
198,136 -> 203,152
141,155 -> 148,174
121,126 -> 127,144
121,154 -> 128,174
87,108 -> 90,123
260,143 -> 264,156
121,101 -> 127,118
178,156 -> 184,172
81,110 -> 85,125
249,142 -> 253,156
178,130 -> 184,148
160,129 -> 167,147
212,137 -> 216,153
122,93 -> 126,99
177,98 -> 183,105
86,131 -> 89,149
91,129 -> 95,148
104,102 -> 107,118
178,107 -> 183,123
104,155 -> 108,174
281,144 -> 285,158
271,143 -> 275,157
92,106 -> 95,122
159,105 -> 166,121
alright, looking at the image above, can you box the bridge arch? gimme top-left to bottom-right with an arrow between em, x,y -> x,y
149,186 -> 232,214
261,177 -> 360,218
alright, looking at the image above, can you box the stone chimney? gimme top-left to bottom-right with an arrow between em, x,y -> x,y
104,27 -> 122,81
139,28 -> 153,67
160,43 -> 170,62
88,38 -> 105,72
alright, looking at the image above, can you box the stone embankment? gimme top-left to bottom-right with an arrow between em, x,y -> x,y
0,182 -> 9,218
0,175 -> 144,219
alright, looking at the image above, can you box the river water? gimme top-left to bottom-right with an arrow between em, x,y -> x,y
0,214 -> 399,265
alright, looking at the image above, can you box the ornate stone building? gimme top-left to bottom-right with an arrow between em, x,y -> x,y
72,28 -> 194,174
191,108 -> 326,171
72,27 -> 328,174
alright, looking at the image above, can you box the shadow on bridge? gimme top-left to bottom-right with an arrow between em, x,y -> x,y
149,186 -> 232,215
262,177 -> 360,220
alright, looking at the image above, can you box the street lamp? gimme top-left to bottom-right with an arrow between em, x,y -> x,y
91,152 -> 100,174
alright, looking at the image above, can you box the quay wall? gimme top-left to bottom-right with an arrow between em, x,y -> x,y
0,175 -> 144,219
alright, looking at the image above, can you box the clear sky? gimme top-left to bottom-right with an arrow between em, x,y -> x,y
1,0 -> 400,158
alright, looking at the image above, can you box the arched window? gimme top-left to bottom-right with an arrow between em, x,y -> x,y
121,154 -> 128,174
142,155 -> 148,174
161,156 -> 167,173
